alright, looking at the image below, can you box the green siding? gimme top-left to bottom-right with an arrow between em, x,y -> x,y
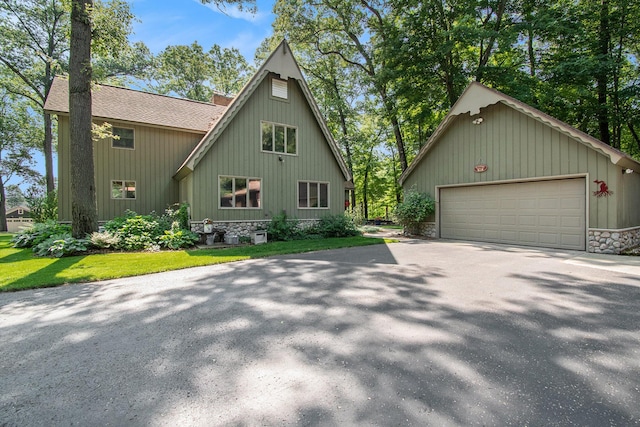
189,74 -> 346,221
403,103 -> 623,229
57,115 -> 202,221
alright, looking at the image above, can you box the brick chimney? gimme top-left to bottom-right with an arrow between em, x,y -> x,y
211,93 -> 233,106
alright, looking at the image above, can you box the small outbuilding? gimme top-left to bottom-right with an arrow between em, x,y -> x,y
400,82 -> 640,253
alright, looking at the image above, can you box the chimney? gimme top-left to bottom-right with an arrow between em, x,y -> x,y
211,93 -> 233,106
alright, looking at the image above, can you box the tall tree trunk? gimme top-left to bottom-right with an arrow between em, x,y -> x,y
43,112 -> 55,194
69,0 -> 97,238
596,0 -> 611,145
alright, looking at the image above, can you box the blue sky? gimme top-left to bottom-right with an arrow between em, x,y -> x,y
15,1 -> 276,192
129,0 -> 276,61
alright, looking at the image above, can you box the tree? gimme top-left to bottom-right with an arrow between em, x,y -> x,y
0,92 -> 41,231
69,0 -> 97,237
149,42 -> 251,101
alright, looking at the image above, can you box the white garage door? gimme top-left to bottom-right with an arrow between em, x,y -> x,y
440,178 -> 586,250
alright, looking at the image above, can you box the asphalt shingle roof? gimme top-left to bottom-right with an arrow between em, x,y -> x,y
44,77 -> 228,133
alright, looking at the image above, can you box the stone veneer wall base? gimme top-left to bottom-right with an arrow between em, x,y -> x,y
190,219 -> 320,239
588,227 -> 640,254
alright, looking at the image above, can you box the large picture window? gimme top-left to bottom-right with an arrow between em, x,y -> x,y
112,127 -> 134,149
261,121 -> 297,155
219,176 -> 261,208
111,180 -> 136,199
298,181 -> 329,208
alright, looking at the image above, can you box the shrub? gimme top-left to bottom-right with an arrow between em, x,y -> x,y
104,211 -> 169,251
89,231 -> 121,249
393,188 -> 435,234
26,189 -> 58,223
165,203 -> 190,231
12,221 -> 71,248
317,213 -> 361,238
158,222 -> 200,249
34,233 -> 88,258
267,212 -> 302,241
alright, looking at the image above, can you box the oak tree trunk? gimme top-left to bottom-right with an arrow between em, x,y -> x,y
69,0 -> 97,238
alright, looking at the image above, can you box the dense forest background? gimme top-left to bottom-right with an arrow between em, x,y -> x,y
2,0 -> 639,222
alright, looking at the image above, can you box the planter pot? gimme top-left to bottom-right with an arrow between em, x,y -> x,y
203,224 -> 214,233
206,234 -> 215,245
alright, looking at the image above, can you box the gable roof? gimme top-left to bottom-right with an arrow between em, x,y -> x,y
400,82 -> 640,185
174,40 -> 352,182
44,77 -> 228,133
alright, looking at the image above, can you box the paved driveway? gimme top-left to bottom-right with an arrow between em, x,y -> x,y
1,240 -> 639,426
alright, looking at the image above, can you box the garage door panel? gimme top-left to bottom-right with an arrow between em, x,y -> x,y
440,178 -> 585,250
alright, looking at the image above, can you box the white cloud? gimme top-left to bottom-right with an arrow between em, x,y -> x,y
194,0 -> 269,23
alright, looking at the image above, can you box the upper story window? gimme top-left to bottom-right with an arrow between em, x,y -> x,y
271,78 -> 288,99
112,127 -> 134,149
261,121 -> 297,155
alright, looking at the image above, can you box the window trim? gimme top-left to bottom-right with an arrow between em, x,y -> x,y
112,126 -> 135,150
297,181 -> 330,209
111,180 -> 136,200
218,175 -> 262,209
260,120 -> 298,156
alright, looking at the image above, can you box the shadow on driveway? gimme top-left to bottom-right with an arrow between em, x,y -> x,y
1,240 -> 639,425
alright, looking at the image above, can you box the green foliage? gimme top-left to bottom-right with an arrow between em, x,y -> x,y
393,189 -> 435,234
266,212 -> 302,241
158,222 -> 200,250
165,203 -> 190,231
12,221 -> 71,248
89,230 -> 121,249
317,213 -> 361,238
26,188 -> 58,223
34,233 -> 88,258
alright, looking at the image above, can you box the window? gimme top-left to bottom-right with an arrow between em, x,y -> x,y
111,180 -> 136,199
261,121 -> 297,155
112,127 -> 134,149
298,181 -> 329,208
219,176 -> 261,208
271,78 -> 288,99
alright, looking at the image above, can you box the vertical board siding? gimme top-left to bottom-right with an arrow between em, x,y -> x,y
403,103 -> 621,229
190,75 -> 346,221
57,116 -> 202,221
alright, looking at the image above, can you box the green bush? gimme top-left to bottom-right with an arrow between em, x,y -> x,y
317,213 -> 361,238
158,222 -> 200,249
393,188 -> 435,234
104,211 -> 170,251
89,230 -> 121,249
34,233 -> 88,258
165,203 -> 190,230
267,212 -> 302,241
12,221 -> 72,248
26,189 -> 58,223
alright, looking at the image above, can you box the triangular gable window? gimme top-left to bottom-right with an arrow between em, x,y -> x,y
272,78 -> 288,99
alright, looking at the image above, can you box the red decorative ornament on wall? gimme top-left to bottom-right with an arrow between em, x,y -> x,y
474,164 -> 488,173
593,180 -> 613,197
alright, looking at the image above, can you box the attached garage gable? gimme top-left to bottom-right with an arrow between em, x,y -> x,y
440,178 -> 586,250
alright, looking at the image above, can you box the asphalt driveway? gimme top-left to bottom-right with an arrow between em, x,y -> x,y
1,239 -> 639,426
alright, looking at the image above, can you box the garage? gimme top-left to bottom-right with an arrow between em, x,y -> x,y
440,178 -> 586,250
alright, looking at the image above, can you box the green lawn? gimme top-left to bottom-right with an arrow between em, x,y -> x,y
0,233 -> 390,292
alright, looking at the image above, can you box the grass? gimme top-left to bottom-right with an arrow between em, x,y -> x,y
0,233 -> 391,292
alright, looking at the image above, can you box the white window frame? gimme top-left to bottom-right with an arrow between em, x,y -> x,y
298,181 -> 330,209
271,78 -> 288,100
111,180 -> 136,200
112,127 -> 135,150
261,121 -> 298,155
218,175 -> 262,209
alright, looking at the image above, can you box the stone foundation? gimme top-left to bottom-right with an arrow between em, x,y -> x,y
588,227 -> 640,254
190,219 -> 319,239
404,222 -> 437,238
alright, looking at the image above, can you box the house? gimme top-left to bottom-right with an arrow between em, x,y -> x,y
399,82 -> 640,254
5,206 -> 33,233
44,41 -> 353,237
